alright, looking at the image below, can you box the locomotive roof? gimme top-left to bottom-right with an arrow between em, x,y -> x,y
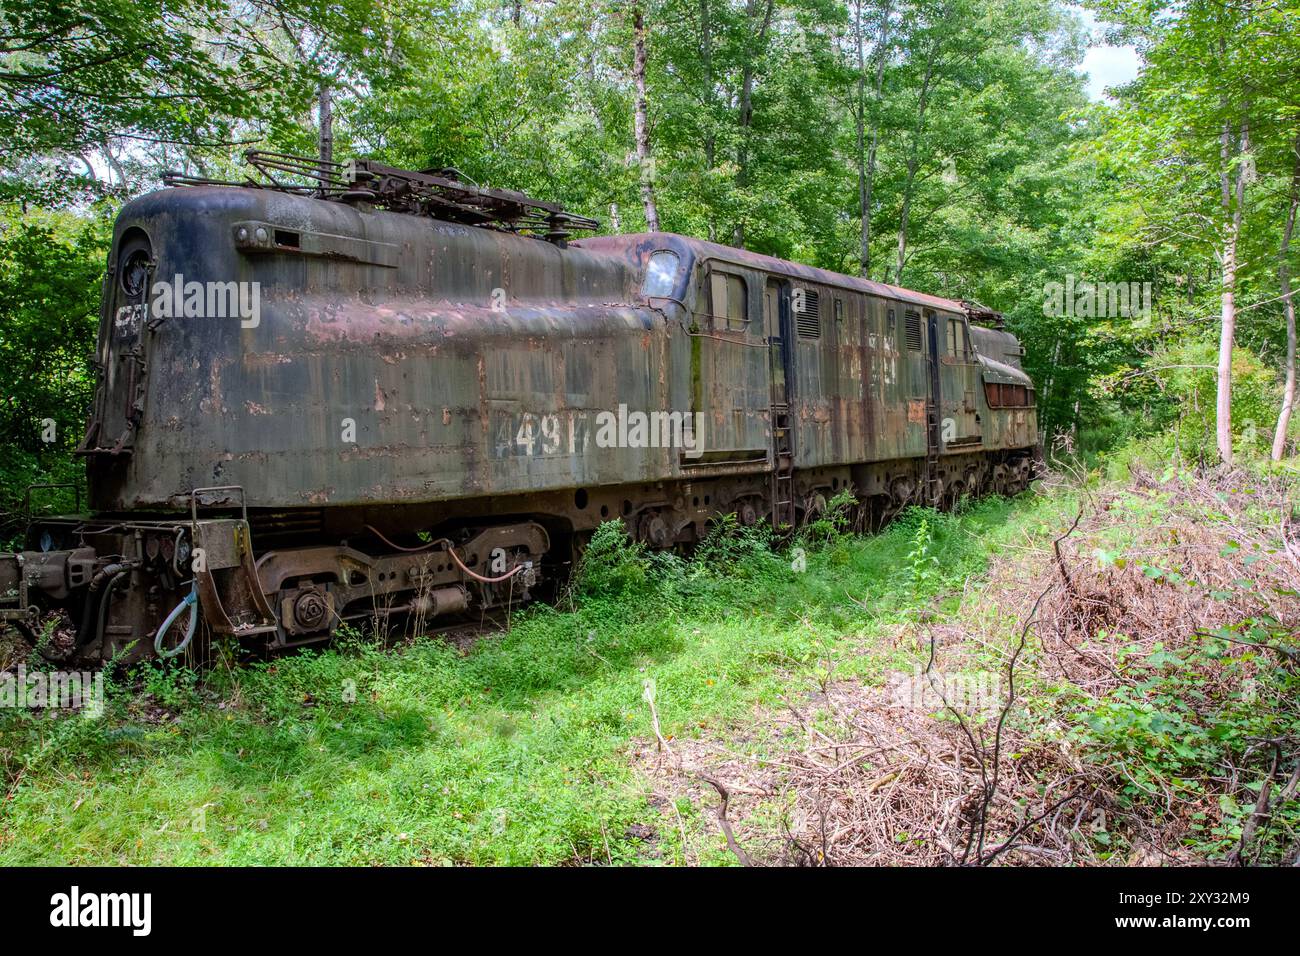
575,232 -> 972,316
159,151 -> 991,322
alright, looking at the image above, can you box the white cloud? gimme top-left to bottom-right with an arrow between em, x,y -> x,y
1072,6 -> 1142,102
1081,43 -> 1141,101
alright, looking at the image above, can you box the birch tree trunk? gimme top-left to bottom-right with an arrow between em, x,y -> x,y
1216,118 -> 1248,464
854,0 -> 867,271
632,4 -> 659,232
1271,136 -> 1300,460
894,42 -> 937,285
699,0 -> 715,240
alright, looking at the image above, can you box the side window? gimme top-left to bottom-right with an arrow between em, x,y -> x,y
947,317 -> 967,358
709,270 -> 748,331
984,383 -> 1033,407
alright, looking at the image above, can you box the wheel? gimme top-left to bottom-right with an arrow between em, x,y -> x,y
943,480 -> 965,512
737,500 -> 759,527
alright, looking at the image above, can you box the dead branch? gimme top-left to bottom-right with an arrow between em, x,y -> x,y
699,774 -> 753,866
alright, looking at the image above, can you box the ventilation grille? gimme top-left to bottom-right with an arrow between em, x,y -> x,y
796,289 -> 821,338
904,309 -> 923,351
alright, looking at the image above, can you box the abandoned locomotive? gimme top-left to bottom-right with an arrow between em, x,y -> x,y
0,153 -> 1039,661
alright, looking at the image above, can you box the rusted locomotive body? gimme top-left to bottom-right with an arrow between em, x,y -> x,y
0,159 -> 1038,661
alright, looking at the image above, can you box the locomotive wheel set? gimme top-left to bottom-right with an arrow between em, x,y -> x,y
0,152 -> 1041,663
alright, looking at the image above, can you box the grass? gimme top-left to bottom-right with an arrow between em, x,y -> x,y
4,448 -> 1295,866
0,495 -> 1035,865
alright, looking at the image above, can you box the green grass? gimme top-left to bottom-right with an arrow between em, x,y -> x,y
0,495 -> 1044,865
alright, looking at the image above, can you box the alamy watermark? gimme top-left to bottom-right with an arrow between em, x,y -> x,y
1042,275 -> 1151,320
1,665 -> 104,717
494,405 -> 706,460
115,272 -> 260,329
50,886 -> 151,936
595,404 -> 704,456
890,665 -> 1002,715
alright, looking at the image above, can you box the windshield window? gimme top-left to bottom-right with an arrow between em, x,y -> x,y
641,250 -> 680,298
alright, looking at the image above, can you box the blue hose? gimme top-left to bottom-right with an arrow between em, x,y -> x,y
155,583 -> 199,659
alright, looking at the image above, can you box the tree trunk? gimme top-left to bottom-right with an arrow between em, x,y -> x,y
857,0 -> 892,278
700,0 -> 713,168
318,82 -> 333,178
1217,237 -> 1238,462
699,0 -> 715,240
632,5 -> 660,232
102,142 -> 126,187
894,41 -> 937,285
854,1 -> 867,273
1271,136 -> 1300,460
733,0 -> 774,247
1216,118 -> 1249,464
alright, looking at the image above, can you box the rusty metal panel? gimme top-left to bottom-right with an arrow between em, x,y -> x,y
85,185 -> 1035,518
88,188 -> 671,511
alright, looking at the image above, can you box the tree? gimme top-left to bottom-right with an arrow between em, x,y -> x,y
1091,0 -> 1300,462
1270,137 -> 1300,460
0,0 -> 392,202
632,2 -> 660,231
846,0 -> 894,277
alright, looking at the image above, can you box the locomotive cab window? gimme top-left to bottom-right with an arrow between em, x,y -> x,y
984,382 -> 1033,407
642,250 -> 680,299
708,270 -> 748,331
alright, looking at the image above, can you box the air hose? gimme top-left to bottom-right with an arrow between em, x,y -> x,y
76,561 -> 132,648
155,582 -> 199,659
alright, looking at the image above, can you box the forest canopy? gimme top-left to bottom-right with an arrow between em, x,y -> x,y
1,0 -> 1298,511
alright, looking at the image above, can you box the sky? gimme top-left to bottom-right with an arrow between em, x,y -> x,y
1075,7 -> 1142,102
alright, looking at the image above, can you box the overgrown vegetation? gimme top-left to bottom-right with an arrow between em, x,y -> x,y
2,1 -> 1300,866
2,446 -> 1295,865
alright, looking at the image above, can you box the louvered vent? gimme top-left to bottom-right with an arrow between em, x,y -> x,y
796,289 -> 821,338
904,309 -> 923,351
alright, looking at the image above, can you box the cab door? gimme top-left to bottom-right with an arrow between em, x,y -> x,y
689,263 -> 768,461
764,278 -> 795,527
934,312 -> 983,448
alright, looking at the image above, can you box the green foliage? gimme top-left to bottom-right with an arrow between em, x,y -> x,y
1068,626 -> 1300,862
0,0 -> 398,203
571,521 -> 656,601
0,207 -> 109,542
904,509 -> 941,600
800,488 -> 858,546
